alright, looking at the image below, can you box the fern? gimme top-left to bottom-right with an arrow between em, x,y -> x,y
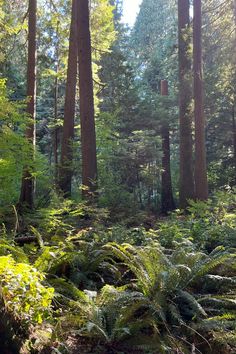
99,242 -> 236,352
0,241 -> 29,263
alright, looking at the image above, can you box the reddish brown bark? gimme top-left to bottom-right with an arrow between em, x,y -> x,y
19,0 -> 37,208
178,0 -> 195,209
59,0 -> 79,196
160,80 -> 175,214
233,0 -> 236,182
78,0 -> 97,198
54,73 -> 59,182
233,107 -> 236,180
193,0 -> 208,200
53,21 -> 60,185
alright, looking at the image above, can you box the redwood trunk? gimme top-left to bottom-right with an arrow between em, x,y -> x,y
19,0 -> 37,208
233,108 -> 236,182
59,0 -> 79,196
193,0 -> 208,200
233,0 -> 236,182
160,80 -> 175,214
178,0 -> 195,208
54,74 -> 59,183
78,0 -> 97,197
54,21 -> 60,185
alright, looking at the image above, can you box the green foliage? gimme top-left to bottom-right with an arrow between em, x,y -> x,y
157,221 -> 191,248
0,238 -> 29,262
99,242 -> 236,352
0,255 -> 54,324
33,195 -> 109,237
0,0 -> 236,352
0,79 -> 50,208
186,191 -> 236,250
54,240 -> 235,353
154,190 -> 236,251
203,0 -> 235,190
0,79 -> 30,205
0,192 -> 235,352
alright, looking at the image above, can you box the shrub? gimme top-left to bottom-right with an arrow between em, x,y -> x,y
0,255 -> 54,324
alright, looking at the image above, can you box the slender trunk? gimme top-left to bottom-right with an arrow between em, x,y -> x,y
193,0 -> 208,200
54,75 -> 59,181
160,80 -> 176,214
233,107 -> 236,180
178,0 -> 195,209
54,22 -> 59,185
78,0 -> 97,198
137,170 -> 143,207
19,0 -> 37,208
147,163 -> 152,209
233,0 -> 236,183
59,0 -> 79,196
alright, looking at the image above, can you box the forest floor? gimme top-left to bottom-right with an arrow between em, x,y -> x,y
0,191 -> 236,353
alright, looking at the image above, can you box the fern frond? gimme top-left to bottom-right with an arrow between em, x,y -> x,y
48,277 -> 87,303
0,242 -> 29,263
176,290 -> 207,318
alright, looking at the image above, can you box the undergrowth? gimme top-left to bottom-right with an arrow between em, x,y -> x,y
0,190 -> 235,353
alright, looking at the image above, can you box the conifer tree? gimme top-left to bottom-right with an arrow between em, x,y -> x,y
78,0 -> 97,197
160,80 -> 175,214
193,0 -> 208,200
178,0 -> 195,208
233,0 -> 236,181
19,0 -> 37,208
59,0 -> 79,196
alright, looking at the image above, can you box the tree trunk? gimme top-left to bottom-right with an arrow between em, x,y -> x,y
233,0 -> 236,183
160,80 -> 175,214
78,0 -> 97,198
178,0 -> 195,209
233,107 -> 236,182
193,0 -> 208,200
53,20 -> 60,186
19,0 -> 37,208
54,75 -> 59,183
59,0 -> 79,196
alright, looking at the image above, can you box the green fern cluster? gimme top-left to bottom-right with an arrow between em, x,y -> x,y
50,240 -> 236,353
156,190 -> 236,251
1,191 -> 236,353
33,197 -> 109,238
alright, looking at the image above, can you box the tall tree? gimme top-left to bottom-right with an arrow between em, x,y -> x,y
53,20 -> 60,185
202,0 -> 235,189
233,0 -> 236,182
19,0 -> 37,208
178,0 -> 195,208
160,80 -> 175,214
59,0 -> 79,196
78,0 -> 97,197
193,0 -> 208,200
131,0 -> 178,210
